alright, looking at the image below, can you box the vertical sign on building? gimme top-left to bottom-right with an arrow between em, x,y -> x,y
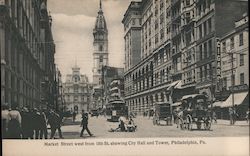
216,38 -> 222,91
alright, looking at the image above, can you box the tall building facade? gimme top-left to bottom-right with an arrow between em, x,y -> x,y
62,65 -> 91,113
92,0 -> 109,86
0,0 -> 57,109
122,0 -> 248,115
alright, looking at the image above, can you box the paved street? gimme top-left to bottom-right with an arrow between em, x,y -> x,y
49,115 -> 249,139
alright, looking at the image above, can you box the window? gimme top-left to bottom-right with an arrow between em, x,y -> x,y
208,18 -> 212,33
230,37 -> 234,49
203,21 -> 207,35
186,0 -> 190,6
199,45 -> 202,60
199,25 -> 202,39
239,33 -> 244,46
240,73 -> 244,85
204,42 -> 207,58
99,55 -> 103,63
208,40 -> 212,57
240,54 -> 244,66
223,77 -> 227,88
222,42 -> 226,52
132,19 -> 135,25
74,96 -> 78,102
74,86 -> 78,93
99,45 -> 103,51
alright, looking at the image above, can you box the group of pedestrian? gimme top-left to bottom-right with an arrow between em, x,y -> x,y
109,115 -> 137,132
1,104 -> 64,139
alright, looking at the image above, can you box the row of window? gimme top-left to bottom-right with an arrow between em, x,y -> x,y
222,33 -> 245,52
222,73 -> 245,88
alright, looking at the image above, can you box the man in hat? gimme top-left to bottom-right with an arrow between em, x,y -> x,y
80,110 -> 93,137
39,109 -> 48,139
47,109 -> 64,139
20,107 -> 31,139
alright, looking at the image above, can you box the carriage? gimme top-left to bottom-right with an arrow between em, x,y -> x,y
153,102 -> 172,126
177,94 -> 212,130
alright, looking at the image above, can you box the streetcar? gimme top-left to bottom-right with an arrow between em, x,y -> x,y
153,102 -> 172,126
106,100 -> 128,122
177,94 -> 212,130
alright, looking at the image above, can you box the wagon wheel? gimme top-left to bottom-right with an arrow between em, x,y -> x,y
178,118 -> 185,130
204,117 -> 211,130
186,114 -> 193,130
153,116 -> 157,125
156,117 -> 160,125
197,121 -> 202,130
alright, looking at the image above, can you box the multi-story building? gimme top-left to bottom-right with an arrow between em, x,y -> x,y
109,78 -> 124,102
195,0 -> 248,101
62,65 -> 91,113
218,13 -> 249,108
123,0 -> 248,115
102,66 -> 124,105
123,0 -> 182,115
0,0 -> 57,109
92,0 -> 109,86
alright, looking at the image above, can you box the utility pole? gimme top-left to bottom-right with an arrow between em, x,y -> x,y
230,52 -> 235,107
227,51 -> 246,107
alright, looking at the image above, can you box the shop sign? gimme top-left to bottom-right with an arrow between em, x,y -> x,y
229,84 -> 249,93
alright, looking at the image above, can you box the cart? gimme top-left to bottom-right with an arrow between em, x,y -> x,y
153,102 -> 172,126
177,94 -> 212,130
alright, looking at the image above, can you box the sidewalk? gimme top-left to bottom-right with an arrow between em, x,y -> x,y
214,119 -> 249,126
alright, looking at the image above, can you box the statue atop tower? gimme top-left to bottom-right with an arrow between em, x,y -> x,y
92,0 -> 109,86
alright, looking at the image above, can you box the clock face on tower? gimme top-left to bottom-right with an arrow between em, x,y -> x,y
99,34 -> 104,39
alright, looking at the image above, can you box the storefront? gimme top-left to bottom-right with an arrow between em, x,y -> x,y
213,85 -> 249,120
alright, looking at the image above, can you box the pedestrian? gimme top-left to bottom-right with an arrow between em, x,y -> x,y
72,111 -> 77,122
246,109 -> 249,123
232,105 -> 238,125
33,108 -> 42,139
1,104 -> 10,139
212,111 -> 217,123
127,116 -> 137,132
27,108 -> 35,139
20,107 -> 32,139
229,107 -> 234,125
39,109 -> 48,139
47,109 -> 64,139
80,110 -> 93,137
8,105 -> 22,139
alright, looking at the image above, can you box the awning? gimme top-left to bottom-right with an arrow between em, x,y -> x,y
111,93 -> 120,97
213,101 -> 224,107
181,94 -> 201,100
172,102 -> 182,107
174,80 -> 183,89
110,87 -> 119,91
220,91 -> 248,108
167,80 -> 181,90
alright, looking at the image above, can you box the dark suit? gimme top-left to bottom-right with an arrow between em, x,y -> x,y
80,113 -> 92,136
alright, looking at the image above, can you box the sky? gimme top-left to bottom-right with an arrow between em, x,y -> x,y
47,0 -> 134,82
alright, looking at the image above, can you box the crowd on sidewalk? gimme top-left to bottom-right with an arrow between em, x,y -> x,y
1,104 -> 64,139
